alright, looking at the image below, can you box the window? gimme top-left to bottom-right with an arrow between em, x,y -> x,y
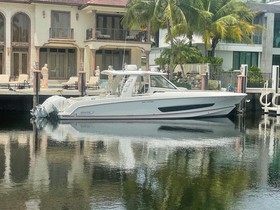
274,14 -> 280,48
0,14 -> 4,41
97,15 -> 122,39
150,75 -> 176,89
51,11 -> 71,38
12,13 -> 30,42
232,52 -> 258,70
97,15 -> 122,29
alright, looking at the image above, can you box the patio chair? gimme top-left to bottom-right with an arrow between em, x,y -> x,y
86,76 -> 99,89
96,30 -> 111,39
62,76 -> 78,89
0,74 -> 10,88
8,74 -> 30,89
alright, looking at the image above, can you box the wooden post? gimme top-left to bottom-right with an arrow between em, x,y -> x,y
237,75 -> 245,93
201,72 -> 208,90
33,69 -> 41,107
78,71 -> 86,96
237,73 -> 247,113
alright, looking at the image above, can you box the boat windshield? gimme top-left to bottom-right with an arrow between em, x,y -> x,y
150,75 -> 177,89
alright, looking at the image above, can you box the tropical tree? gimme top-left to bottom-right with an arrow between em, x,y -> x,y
156,39 -> 203,74
198,0 -> 260,57
123,0 -> 192,75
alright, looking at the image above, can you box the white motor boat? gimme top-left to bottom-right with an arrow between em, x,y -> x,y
31,65 -> 246,120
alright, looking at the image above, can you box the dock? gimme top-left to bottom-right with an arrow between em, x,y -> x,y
0,85 -> 102,112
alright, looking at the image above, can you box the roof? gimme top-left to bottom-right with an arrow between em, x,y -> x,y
31,0 -> 87,5
0,0 -> 128,6
86,0 -> 128,7
248,2 -> 280,13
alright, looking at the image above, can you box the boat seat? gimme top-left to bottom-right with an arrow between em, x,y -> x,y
138,84 -> 149,94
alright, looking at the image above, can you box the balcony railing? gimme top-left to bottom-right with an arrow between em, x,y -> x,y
220,35 -> 262,45
86,28 -> 148,42
49,27 -> 74,39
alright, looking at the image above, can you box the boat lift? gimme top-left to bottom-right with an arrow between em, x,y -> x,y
259,65 -> 280,116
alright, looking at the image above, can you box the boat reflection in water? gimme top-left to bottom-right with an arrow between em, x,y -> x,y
36,117 -> 240,144
34,118 -> 241,170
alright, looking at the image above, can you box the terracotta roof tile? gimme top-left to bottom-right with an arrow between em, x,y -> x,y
86,0 -> 128,7
30,0 -> 87,5
0,0 -> 31,2
0,0 -> 128,6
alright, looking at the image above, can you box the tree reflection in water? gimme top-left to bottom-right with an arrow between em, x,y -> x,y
0,114 -> 280,209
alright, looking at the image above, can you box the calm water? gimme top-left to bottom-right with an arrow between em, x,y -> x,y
0,112 -> 280,210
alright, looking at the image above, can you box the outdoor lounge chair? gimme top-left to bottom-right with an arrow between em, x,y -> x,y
62,76 -> 78,89
86,76 -> 99,89
0,74 -> 10,88
8,74 -> 30,89
96,30 -> 111,39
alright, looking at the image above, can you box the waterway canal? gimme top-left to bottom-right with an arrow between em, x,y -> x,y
0,112 -> 280,210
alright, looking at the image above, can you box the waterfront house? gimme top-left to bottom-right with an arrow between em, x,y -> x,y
0,0 -> 151,81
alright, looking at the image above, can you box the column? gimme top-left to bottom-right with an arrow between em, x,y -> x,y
92,10 -> 97,39
91,49 -> 96,76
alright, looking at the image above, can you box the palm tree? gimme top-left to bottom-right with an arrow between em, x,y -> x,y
198,0 -> 259,57
155,39 -> 203,78
123,0 -> 190,76
172,39 -> 203,75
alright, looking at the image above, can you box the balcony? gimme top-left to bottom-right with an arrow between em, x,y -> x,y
49,27 -> 74,39
220,35 -> 262,45
86,28 -> 148,42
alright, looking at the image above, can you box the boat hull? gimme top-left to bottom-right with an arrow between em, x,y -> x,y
58,92 -> 246,120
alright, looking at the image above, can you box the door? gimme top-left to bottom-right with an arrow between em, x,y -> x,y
49,50 -> 66,79
0,51 -> 3,74
12,51 -> 28,77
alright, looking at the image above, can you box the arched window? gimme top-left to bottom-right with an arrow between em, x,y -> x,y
0,13 -> 4,41
12,13 -> 30,42
0,14 -> 4,74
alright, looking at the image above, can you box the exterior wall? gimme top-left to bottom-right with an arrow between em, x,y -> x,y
130,49 -> 142,68
215,51 -> 233,71
34,4 -> 93,47
149,47 -> 164,66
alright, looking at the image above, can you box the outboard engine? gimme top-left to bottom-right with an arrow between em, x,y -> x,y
31,95 -> 70,118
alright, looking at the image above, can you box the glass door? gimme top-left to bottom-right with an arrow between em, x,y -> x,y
49,49 -> 66,79
0,51 -> 3,74
12,51 -> 28,78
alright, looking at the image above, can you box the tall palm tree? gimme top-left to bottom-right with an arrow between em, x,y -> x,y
123,0 -> 190,75
198,0 -> 259,57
